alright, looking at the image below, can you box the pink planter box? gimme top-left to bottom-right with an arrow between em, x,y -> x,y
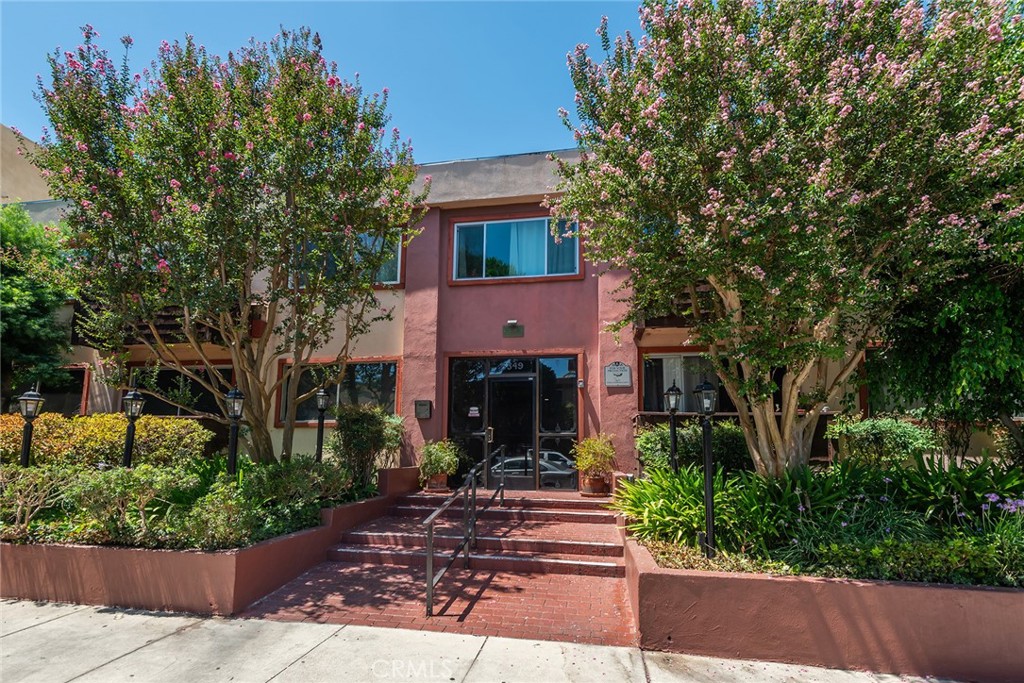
1,466 -> 419,615
620,524 -> 1024,683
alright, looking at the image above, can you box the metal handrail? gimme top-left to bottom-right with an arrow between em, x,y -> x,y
423,457 -> 505,617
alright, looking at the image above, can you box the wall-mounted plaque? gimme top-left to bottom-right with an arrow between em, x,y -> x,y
604,361 -> 632,388
414,400 -> 433,419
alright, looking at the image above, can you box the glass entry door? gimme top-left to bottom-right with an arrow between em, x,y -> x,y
486,377 -> 536,490
448,356 -> 579,491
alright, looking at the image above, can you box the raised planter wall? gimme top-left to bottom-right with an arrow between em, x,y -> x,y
623,535 -> 1024,683
1,466 -> 419,616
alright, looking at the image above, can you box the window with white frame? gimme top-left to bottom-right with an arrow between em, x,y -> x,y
281,360 -> 398,422
453,218 -> 577,280
360,234 -> 401,285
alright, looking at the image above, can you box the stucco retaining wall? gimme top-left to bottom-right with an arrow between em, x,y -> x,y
0,466 -> 418,615
624,535 -> 1024,683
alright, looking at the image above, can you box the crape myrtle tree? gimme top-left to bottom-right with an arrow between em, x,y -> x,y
0,204 -> 73,410
552,0 -> 1023,475
27,26 -> 428,462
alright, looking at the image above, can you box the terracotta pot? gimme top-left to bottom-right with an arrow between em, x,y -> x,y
581,475 -> 609,495
425,473 -> 449,491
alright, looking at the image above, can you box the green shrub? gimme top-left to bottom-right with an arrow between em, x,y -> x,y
0,413 -> 214,467
826,415 -> 937,468
635,419 -> 751,474
896,454 -> 1024,526
613,456 -> 1024,586
328,404 -> 403,492
0,464 -> 78,537
178,480 -> 263,550
812,537 -> 1019,587
418,439 -> 461,484
572,433 -> 617,477
238,457 -> 354,537
66,464 -> 199,546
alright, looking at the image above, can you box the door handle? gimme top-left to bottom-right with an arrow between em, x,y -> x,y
486,427 -> 494,443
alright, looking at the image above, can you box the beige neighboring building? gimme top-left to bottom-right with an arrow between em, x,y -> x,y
1,125 -> 50,203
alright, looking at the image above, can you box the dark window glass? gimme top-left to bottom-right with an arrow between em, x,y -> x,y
449,359 -> 486,433
134,368 -> 223,416
13,368 -> 87,416
539,357 -> 577,433
455,224 -> 484,279
283,361 -> 397,422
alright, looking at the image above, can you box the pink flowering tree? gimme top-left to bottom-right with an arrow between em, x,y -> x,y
27,26 -> 428,462
552,1 -> 1023,475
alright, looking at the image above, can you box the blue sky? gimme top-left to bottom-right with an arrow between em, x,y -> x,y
1,1 -> 642,163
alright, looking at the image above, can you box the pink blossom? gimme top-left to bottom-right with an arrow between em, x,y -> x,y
76,141 -> 88,152
170,179 -> 181,189
156,258 -> 171,273
190,204 -> 200,213
302,112 -> 312,122
245,142 -> 253,151
223,151 -> 236,160
637,150 -> 655,170
80,199 -> 92,208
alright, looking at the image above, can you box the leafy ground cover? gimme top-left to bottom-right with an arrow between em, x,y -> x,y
0,414 -> 373,550
615,458 -> 1024,587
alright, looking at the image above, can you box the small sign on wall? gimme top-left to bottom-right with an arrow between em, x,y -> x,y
604,361 -> 632,388
414,400 -> 433,419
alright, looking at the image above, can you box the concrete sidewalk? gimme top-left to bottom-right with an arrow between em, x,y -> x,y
1,600 -> 949,683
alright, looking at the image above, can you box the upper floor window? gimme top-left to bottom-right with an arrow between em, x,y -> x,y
453,218 -> 577,281
360,234 -> 401,285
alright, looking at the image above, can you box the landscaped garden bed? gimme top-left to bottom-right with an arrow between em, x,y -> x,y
614,432 -> 1024,682
0,412 -> 419,614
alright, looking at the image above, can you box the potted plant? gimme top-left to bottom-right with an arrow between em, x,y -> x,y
419,439 -> 461,492
572,434 -> 616,496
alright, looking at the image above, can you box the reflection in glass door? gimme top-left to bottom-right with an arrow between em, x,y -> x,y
486,378 -> 535,490
448,356 -> 579,491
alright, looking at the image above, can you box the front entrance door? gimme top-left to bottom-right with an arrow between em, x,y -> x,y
448,356 -> 580,491
486,377 -> 536,490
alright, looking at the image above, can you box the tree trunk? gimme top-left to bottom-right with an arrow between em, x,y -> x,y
734,395 -> 819,476
998,412 -> 1024,454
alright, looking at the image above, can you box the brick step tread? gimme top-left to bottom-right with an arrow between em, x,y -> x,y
349,516 -> 622,545
399,493 -> 610,511
325,544 -> 625,577
389,505 -> 616,524
342,529 -> 623,557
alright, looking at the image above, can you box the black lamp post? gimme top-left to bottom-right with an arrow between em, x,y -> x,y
693,379 -> 718,558
664,381 -> 682,472
315,388 -> 329,463
17,390 -> 45,467
121,387 -> 146,467
225,387 -> 244,475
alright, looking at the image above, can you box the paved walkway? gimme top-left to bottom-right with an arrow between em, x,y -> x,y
242,562 -> 636,646
1,600 -> 951,683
